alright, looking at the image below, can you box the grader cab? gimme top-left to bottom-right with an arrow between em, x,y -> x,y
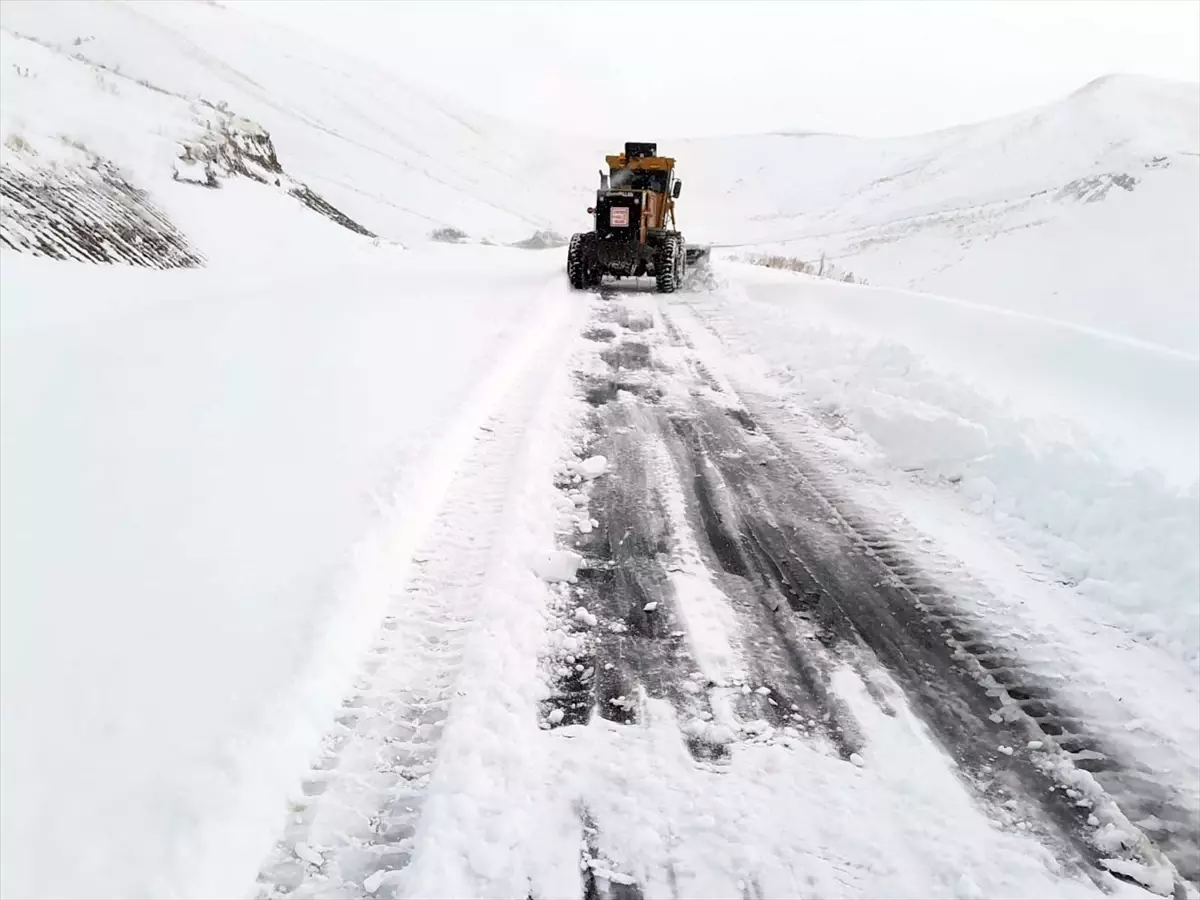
567,142 -> 706,293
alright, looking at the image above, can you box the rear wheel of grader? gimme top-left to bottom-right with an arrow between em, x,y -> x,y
567,233 -> 601,289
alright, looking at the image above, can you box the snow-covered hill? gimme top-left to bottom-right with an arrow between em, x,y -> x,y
678,75 -> 1200,356
0,0 -> 589,259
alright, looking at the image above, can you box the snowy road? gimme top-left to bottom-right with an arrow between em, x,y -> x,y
2,4 -> 1197,898
254,266 -> 1194,900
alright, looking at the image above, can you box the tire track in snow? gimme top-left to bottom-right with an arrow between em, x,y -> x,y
254,279 -> 581,899
533,286 -> 1130,899
664,412 -> 868,759
546,306 -> 790,764
654,294 -> 1192,896
574,294 -> 872,759
546,399 -> 728,744
739,408 -> 1200,894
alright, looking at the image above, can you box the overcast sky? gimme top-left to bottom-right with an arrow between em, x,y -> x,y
224,0 -> 1200,140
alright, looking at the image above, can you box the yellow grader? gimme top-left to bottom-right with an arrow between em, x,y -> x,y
567,142 -> 706,293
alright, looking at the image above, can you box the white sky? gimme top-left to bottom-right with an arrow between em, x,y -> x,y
224,0 -> 1200,139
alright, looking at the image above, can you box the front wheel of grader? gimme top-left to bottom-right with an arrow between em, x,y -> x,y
655,235 -> 684,294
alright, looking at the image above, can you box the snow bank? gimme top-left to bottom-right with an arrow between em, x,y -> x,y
674,264 -> 1200,672
722,263 -> 1200,483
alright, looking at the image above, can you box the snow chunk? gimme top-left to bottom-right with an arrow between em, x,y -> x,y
571,455 -> 608,479
172,157 -> 211,185
363,869 -> 386,893
956,874 -> 984,900
547,708 -> 564,725
643,601 -> 659,612
849,753 -> 866,768
1101,859 -> 1174,896
574,606 -> 598,627
1093,823 -> 1132,853
590,864 -> 637,886
294,842 -> 323,867
533,549 -> 583,583
683,717 -> 736,747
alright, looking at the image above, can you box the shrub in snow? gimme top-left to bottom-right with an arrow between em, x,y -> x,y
511,230 -> 568,249
430,226 -> 468,243
741,252 -> 867,285
4,133 -> 33,153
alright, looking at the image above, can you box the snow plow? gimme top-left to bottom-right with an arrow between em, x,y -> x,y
567,142 -> 709,292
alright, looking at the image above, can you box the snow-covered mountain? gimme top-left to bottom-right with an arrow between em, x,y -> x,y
677,74 -> 1200,355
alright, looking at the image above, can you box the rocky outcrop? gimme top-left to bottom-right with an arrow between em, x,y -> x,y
1,150 -> 203,268
174,103 -> 374,237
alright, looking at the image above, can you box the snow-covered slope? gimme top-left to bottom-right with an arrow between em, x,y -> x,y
0,0 -> 589,252
677,75 -> 1200,356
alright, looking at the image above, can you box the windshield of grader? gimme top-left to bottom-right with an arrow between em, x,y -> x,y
610,168 -> 668,193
